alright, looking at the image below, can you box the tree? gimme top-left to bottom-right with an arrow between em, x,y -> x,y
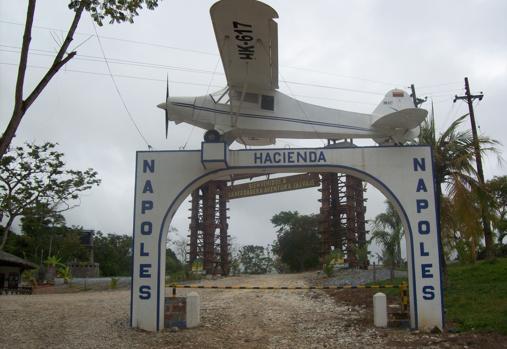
0,142 -> 101,250
3,207 -> 88,265
271,211 -> 320,272
418,114 -> 500,260
167,228 -> 187,264
93,232 -> 132,276
487,176 -> 507,247
0,0 -> 161,159
238,245 -> 273,274
371,201 -> 404,280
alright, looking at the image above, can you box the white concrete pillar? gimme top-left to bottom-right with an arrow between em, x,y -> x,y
186,292 -> 200,328
373,292 -> 388,328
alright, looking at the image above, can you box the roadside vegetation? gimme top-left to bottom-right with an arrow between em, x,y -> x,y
368,258 -> 507,335
445,257 -> 507,334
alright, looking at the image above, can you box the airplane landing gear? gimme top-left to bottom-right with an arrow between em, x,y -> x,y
204,130 -> 222,142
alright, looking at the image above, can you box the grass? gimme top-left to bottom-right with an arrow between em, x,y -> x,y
165,270 -> 203,284
366,259 -> 507,334
445,257 -> 507,334
368,276 -> 408,297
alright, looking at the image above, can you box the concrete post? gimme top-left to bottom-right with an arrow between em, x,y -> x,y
186,292 -> 200,328
373,292 -> 388,328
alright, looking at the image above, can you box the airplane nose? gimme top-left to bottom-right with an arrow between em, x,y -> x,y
158,97 -> 195,123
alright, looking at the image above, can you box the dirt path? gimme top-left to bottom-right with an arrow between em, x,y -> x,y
1,273 -> 503,348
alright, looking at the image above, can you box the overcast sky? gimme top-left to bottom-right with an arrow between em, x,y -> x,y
1,0 -> 506,259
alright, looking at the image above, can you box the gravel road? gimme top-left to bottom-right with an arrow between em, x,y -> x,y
0,273 -> 500,348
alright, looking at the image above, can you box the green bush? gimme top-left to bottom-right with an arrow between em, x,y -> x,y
322,250 -> 344,277
110,277 -> 119,289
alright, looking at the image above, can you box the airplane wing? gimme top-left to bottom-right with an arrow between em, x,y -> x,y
210,0 -> 279,92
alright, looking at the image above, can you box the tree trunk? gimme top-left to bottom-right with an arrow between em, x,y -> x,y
0,0 -> 84,159
0,0 -> 36,158
435,182 -> 449,288
0,216 -> 16,250
390,263 -> 395,281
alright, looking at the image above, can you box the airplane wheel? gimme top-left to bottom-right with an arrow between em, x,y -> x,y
204,130 -> 221,142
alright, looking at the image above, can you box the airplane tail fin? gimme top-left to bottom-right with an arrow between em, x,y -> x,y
371,89 -> 427,130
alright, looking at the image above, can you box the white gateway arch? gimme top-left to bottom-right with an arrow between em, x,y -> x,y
130,144 -> 444,332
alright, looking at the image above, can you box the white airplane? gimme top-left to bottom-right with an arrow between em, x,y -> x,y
158,0 -> 427,146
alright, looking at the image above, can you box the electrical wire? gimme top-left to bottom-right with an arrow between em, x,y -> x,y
416,81 -> 463,90
0,19 -> 219,57
282,65 -> 402,87
180,59 -> 222,149
91,22 -> 152,150
1,46 -> 392,97
0,20 -> 464,92
280,72 -> 326,146
0,61 -> 225,88
2,42 -> 465,99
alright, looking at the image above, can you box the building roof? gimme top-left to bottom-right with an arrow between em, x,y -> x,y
0,250 -> 38,269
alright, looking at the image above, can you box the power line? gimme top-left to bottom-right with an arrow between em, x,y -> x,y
281,80 -> 385,96
91,23 -> 152,149
0,45 -> 223,76
0,62 -> 225,88
292,94 -> 376,106
282,65 -> 402,87
0,20 -> 463,91
280,72 -> 326,146
1,59 -> 381,109
1,46 -> 391,96
0,19 -> 219,57
1,60 -> 454,113
416,81 -> 463,90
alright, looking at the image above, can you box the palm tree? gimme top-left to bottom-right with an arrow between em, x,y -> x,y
371,201 -> 404,280
418,110 -> 500,261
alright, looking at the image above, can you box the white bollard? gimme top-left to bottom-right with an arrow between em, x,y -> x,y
186,292 -> 200,328
373,292 -> 388,328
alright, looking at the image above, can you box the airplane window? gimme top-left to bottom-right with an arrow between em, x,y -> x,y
261,95 -> 275,111
230,90 -> 259,104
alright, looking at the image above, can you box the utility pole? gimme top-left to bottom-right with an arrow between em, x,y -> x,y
410,84 -> 427,108
454,77 -> 494,259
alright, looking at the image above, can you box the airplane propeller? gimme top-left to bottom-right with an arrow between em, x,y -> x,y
165,75 -> 169,139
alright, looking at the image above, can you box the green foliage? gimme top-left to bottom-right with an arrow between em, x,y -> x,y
110,277 -> 118,289
371,201 -> 404,279
355,244 -> 370,269
0,142 -> 100,250
418,114 -> 501,260
455,239 -> 477,264
57,265 -> 72,284
487,176 -> 507,246
45,255 -> 63,267
238,245 -> 273,274
445,257 -> 507,334
271,211 -> 320,272
322,250 -> 343,277
22,268 -> 38,286
68,0 -> 160,26
93,232 -> 132,276
4,205 -> 89,266
166,248 -> 183,274
367,258 -> 507,334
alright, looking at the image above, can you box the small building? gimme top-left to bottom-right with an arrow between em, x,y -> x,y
0,250 -> 37,290
67,230 -> 100,278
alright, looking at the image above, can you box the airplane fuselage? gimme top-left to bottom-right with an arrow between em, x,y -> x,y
160,89 -> 423,145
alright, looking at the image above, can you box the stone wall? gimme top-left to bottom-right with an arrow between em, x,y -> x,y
68,263 -> 100,278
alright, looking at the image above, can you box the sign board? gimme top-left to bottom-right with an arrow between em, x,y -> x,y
131,145 -> 444,332
226,173 -> 320,199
